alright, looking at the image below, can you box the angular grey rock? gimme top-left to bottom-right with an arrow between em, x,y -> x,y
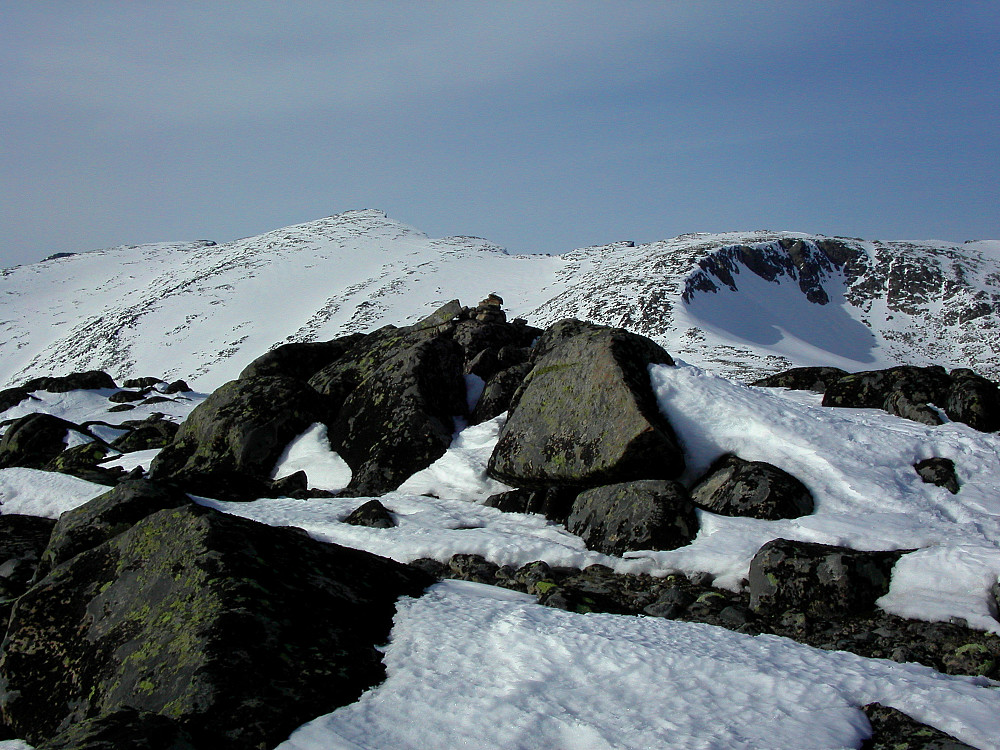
487,320 -> 685,487
0,504 -> 432,749
748,538 -> 902,618
567,480 -> 697,555
689,454 -> 815,520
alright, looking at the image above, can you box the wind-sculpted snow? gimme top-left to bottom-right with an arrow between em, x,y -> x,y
1,211 -> 998,389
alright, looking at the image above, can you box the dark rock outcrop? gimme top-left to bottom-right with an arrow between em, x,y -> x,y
123,377 -> 165,389
861,703 -> 975,750
487,320 -> 685,488
35,708 -> 196,750
945,369 -> 1000,432
566,480 -> 698,555
44,442 -> 122,485
110,416 -> 180,453
239,333 -> 367,381
748,538 -> 903,618
108,390 -> 146,404
483,486 -> 579,524
914,457 -> 960,494
689,454 -> 815,520
0,504 -> 432,749
0,515 -> 56,622
20,371 -> 117,394
823,366 -> 951,412
750,367 -> 847,393
469,362 -> 533,425
0,413 -> 90,470
148,376 -> 331,501
344,499 -> 396,528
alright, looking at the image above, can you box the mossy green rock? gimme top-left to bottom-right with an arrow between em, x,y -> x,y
148,375 -> 332,500
487,320 -> 685,487
0,504 -> 431,749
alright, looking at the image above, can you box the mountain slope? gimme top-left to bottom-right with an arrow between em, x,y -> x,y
2,211 -> 998,388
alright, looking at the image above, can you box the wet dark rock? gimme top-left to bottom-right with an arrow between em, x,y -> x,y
344,499 -> 396,528
689,454 -> 815,520
148,375 -> 332,501
0,413 -> 89,470
20,371 -> 117,394
750,366 -> 848,393
748,538 -> 903,618
0,515 -> 56,622
484,486 -> 579,524
36,478 -> 192,578
861,703 -> 975,749
945,368 -> 1000,432
0,504 -> 432,749
914,457 -> 960,494
36,708 -> 196,750
239,333 -> 367,381
567,480 -> 698,555
487,320 -> 685,488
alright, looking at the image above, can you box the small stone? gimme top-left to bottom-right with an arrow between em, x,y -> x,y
343,499 -> 396,529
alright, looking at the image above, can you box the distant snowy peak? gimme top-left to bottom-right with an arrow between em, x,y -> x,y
0,212 -> 997,389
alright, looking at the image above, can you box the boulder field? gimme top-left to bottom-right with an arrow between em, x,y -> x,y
0,296 -> 996,748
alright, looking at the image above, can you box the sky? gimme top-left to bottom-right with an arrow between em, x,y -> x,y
1,1 -> 998,267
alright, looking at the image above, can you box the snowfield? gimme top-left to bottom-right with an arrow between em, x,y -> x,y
2,362 -> 1000,748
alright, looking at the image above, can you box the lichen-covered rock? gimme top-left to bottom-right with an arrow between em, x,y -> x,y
36,708 -> 196,750
689,454 -> 815,520
36,479 -> 192,578
0,413 -> 91,470
110,416 -> 179,453
487,320 -> 685,487
861,703 -> 975,749
20,371 -> 117,394
0,504 -> 432,749
945,368 -> 1000,432
750,366 -> 847,393
43,442 -> 122,486
0,515 -> 56,622
748,538 -> 902,618
884,390 -> 944,426
148,375 -> 332,500
567,480 -> 697,555
914,457 -> 960,494
238,333 -> 367,381
822,365 -> 951,411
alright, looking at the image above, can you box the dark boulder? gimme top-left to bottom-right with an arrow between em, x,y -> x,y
945,369 -> 1000,432
108,390 -> 146,404
689,454 -> 815,520
0,387 -> 32,414
0,504 -> 432,749
123,377 -> 165,389
470,362 -> 533,425
750,366 -> 848,393
566,480 -> 698,555
914,457 -> 960,494
162,380 -> 192,394
21,371 -> 117,393
148,375 -> 332,501
484,486 -> 579,524
36,478 -> 192,578
44,442 -> 123,486
344,499 -> 397,528
748,538 -> 903,618
822,366 -> 951,411
238,333 -> 367,381
487,320 -> 685,488
0,515 -> 56,622
110,417 -> 179,453
35,708 -> 196,750
318,332 -> 467,496
884,391 -> 944,426
0,413 -> 90,470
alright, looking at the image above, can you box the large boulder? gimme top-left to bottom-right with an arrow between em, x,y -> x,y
0,504 -> 432,749
750,367 -> 847,393
822,366 -> 951,411
945,369 -> 1000,432
487,320 -> 685,488
148,376 -> 332,500
689,454 -> 814,520
484,486 -> 580,524
0,413 -> 92,470
913,457 -> 960,495
470,361 -> 533,425
44,442 -> 123,485
748,538 -> 902,618
20,371 -> 117,393
566,480 -> 698,555
110,416 -> 179,453
238,333 -> 367,381
35,479 -> 191,578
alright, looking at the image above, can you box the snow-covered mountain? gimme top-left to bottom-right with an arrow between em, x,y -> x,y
2,209 -> 998,390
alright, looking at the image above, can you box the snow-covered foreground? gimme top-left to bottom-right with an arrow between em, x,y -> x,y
2,365 -> 1000,748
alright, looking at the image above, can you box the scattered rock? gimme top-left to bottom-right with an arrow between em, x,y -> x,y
44,442 -> 123,485
487,320 -> 685,488
344,499 -> 396,528
0,504 -> 432,749
748,538 -> 903,618
161,380 -> 192,394
108,390 -> 147,404
689,454 -> 815,520
567,480 -> 698,555
914,457 -> 960,494
750,366 -> 847,392
111,417 -> 179,453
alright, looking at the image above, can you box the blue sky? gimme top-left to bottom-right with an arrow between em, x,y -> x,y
1,1 -> 997,266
